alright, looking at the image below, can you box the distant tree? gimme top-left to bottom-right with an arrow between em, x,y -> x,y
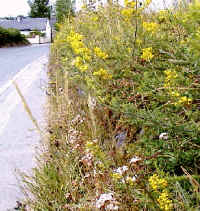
28,0 -> 51,18
55,0 -> 73,23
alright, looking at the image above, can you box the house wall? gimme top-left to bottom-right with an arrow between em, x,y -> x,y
27,35 -> 40,44
44,20 -> 51,42
24,20 -> 52,44
20,31 -> 30,36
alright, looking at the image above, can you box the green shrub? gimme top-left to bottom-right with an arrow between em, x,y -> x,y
0,27 -> 28,47
51,2 -> 200,175
21,0 -> 200,210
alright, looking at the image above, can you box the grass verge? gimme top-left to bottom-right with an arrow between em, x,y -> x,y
21,1 -> 200,210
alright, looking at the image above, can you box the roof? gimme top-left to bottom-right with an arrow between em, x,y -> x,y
0,18 -> 48,31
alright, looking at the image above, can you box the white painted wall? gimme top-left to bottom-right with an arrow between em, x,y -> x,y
24,20 -> 52,44
27,35 -> 40,44
45,20 -> 51,42
20,31 -> 30,36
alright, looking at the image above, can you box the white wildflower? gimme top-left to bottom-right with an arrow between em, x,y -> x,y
81,153 -> 93,167
130,156 -> 141,164
96,193 -> 113,208
106,203 -> 119,210
114,166 -> 128,175
159,132 -> 168,140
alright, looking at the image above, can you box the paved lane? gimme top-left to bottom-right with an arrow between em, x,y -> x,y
0,44 -> 49,87
0,45 -> 49,210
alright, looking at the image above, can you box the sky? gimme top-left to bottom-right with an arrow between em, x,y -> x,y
0,0 -> 56,17
0,0 -> 177,17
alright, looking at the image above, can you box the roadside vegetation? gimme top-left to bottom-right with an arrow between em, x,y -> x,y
0,27 -> 29,47
21,0 -> 200,210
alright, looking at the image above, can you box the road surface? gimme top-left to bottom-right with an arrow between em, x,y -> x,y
0,44 -> 49,210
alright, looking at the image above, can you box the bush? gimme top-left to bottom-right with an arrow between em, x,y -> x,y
51,2 -> 200,175
0,27 -> 29,47
21,1 -> 200,210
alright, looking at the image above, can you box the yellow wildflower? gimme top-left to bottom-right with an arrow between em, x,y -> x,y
124,0 -> 136,8
79,64 -> 88,72
121,8 -> 135,20
164,69 -> 178,81
74,56 -> 83,68
136,39 -> 142,45
157,190 -> 173,211
70,40 -> 84,50
143,22 -> 159,33
66,31 -> 83,43
141,47 -> 154,61
112,173 -> 123,180
170,91 -> 180,97
91,15 -> 98,22
176,96 -> 192,105
127,48 -> 132,53
149,174 -> 168,191
93,68 -> 112,80
74,47 -> 91,56
94,47 -> 108,59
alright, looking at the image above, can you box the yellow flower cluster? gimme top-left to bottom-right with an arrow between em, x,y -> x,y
66,30 -> 91,61
72,56 -> 89,72
112,173 -> 123,181
149,174 -> 168,191
141,47 -> 154,61
157,190 -> 173,211
93,68 -> 112,80
149,174 -> 173,211
66,30 -> 92,72
175,96 -> 192,106
143,22 -> 159,33
94,47 -> 108,59
164,69 -> 178,87
91,15 -> 98,22
124,0 -> 136,8
121,8 -> 135,20
136,39 -> 142,46
164,69 -> 192,106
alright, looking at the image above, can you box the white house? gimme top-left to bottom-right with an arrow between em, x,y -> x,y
0,17 -> 55,44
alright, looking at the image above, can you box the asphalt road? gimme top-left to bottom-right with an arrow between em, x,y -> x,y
0,44 -> 49,88
0,44 -> 49,210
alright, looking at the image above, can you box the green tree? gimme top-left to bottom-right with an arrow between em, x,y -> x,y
55,0 -> 73,23
28,0 -> 51,18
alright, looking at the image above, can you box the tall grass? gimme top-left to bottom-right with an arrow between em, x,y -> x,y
20,0 -> 200,210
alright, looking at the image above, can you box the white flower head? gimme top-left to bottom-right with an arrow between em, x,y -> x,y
130,156 -> 141,164
159,132 -> 168,140
106,203 -> 119,210
96,193 -> 114,208
114,166 -> 128,175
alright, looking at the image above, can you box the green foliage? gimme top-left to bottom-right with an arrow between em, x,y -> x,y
21,1 -> 200,210
29,29 -> 46,37
28,0 -> 51,18
51,3 -> 200,175
55,0 -> 74,23
0,27 -> 29,47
